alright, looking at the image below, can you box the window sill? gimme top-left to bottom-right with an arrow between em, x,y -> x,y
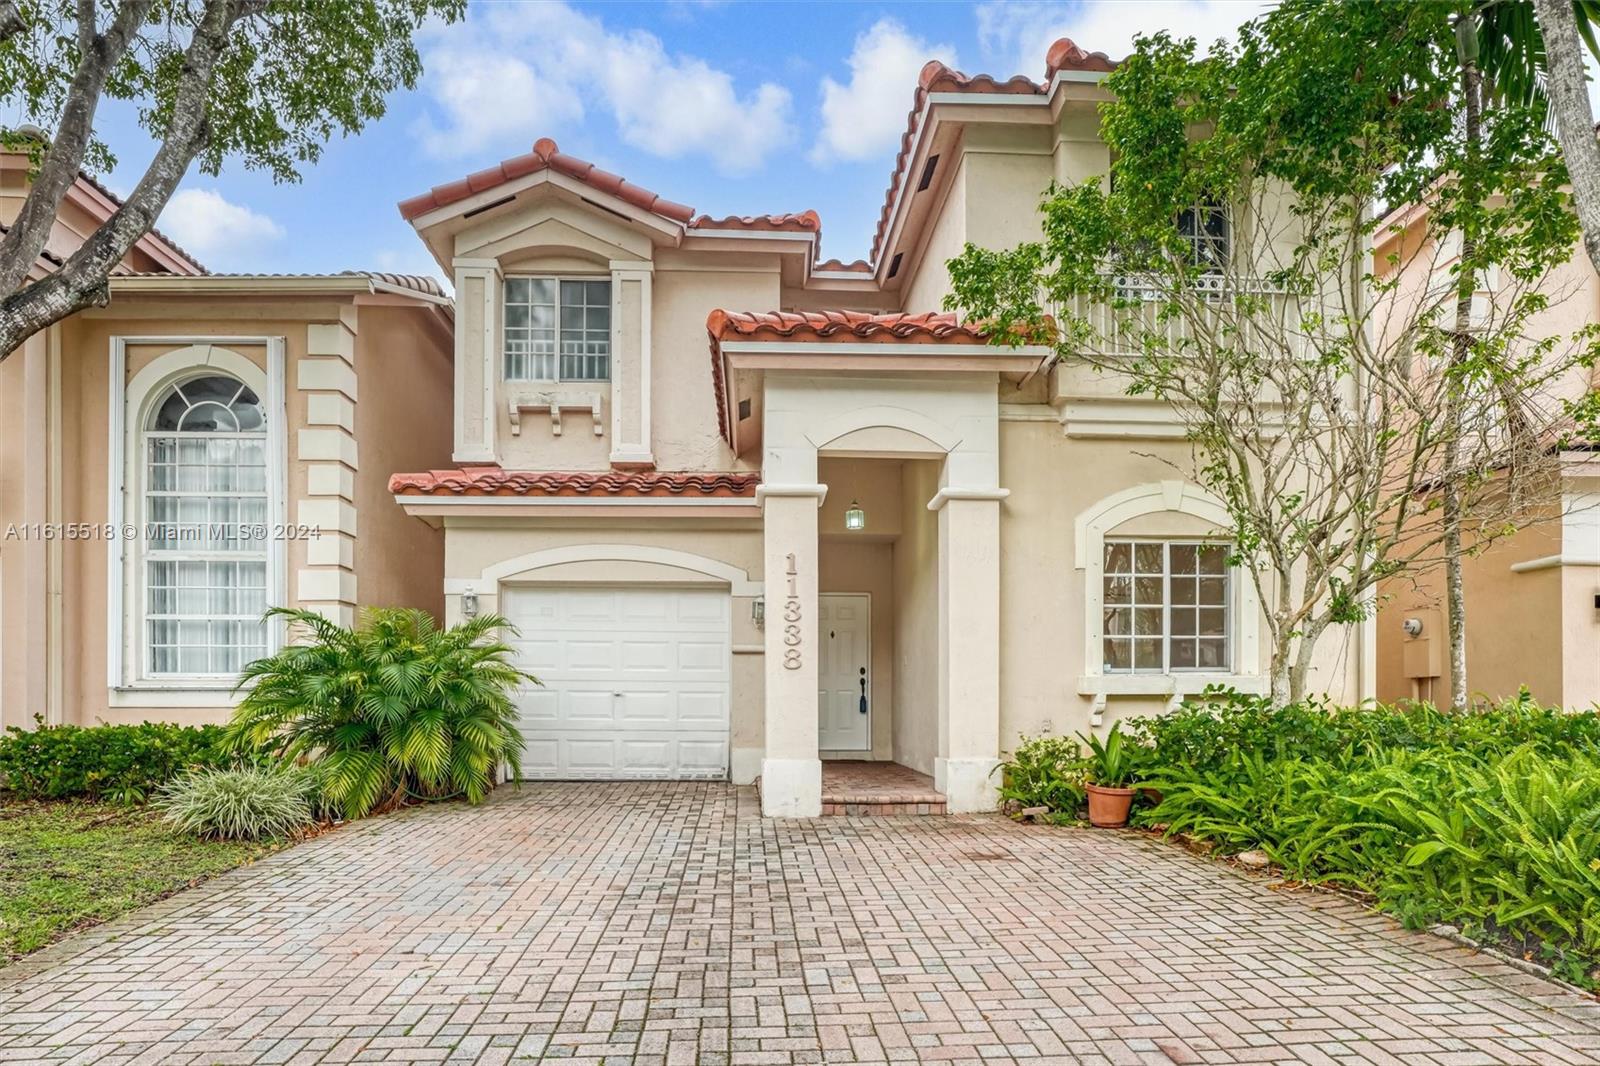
1076,673 -> 1269,698
110,685 -> 243,710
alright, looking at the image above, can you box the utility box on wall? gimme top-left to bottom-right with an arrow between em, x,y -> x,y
1401,609 -> 1444,679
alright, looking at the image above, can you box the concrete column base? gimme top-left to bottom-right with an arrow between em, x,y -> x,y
760,757 -> 822,817
935,756 -> 1001,813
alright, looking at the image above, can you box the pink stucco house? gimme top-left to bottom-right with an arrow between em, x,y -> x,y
1,39 -> 1374,817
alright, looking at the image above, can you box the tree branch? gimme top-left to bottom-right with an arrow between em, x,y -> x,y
0,0 -> 150,299
0,0 -> 240,358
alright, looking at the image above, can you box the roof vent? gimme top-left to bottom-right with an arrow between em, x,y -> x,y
887,252 -> 903,279
917,154 -> 940,192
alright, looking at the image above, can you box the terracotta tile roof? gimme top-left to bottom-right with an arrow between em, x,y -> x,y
398,137 -> 696,224
813,258 -> 873,274
388,468 -> 761,499
871,37 -> 1117,264
708,309 -> 985,345
706,310 -> 993,442
689,211 -> 820,234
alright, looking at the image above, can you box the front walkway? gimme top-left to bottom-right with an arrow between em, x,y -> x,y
2,785 -> 1598,1065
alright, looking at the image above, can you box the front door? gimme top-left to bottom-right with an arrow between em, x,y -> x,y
818,593 -> 870,751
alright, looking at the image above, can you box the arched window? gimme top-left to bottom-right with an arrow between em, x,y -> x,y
142,374 -> 269,676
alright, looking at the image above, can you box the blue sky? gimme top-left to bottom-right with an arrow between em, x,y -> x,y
93,1 -> 1272,281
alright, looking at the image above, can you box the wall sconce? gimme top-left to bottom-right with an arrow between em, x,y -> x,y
752,597 -> 765,629
844,500 -> 866,532
462,586 -> 479,619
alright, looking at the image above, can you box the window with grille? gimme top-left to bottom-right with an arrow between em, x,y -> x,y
504,277 -> 611,381
142,374 -> 269,676
1177,203 -> 1230,272
1102,540 -> 1231,673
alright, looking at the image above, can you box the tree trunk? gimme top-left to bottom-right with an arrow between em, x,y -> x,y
1268,626 -> 1293,707
1442,22 -> 1483,712
1535,0 -> 1600,277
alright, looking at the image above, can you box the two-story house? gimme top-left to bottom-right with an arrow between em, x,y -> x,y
386,38 -> 1374,817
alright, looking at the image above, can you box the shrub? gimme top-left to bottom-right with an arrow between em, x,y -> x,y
225,607 -> 532,819
1126,692 -> 1600,987
0,720 -> 232,803
998,735 -> 1087,813
154,766 -> 318,840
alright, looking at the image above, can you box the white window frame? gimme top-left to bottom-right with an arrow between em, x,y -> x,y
107,338 -> 288,702
1074,480 -> 1266,700
1101,539 -> 1233,674
502,275 -> 612,383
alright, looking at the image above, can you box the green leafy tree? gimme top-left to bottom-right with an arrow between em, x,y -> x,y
946,1 -> 1596,703
0,0 -> 463,359
225,607 -> 531,819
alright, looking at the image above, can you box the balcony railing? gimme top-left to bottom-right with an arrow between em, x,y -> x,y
1052,273 -> 1293,356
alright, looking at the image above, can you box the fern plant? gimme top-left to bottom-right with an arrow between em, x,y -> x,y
226,607 -> 533,819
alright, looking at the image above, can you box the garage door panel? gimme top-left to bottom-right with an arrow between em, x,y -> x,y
677,640 -> 728,674
617,638 -> 675,673
678,690 -> 728,727
502,586 -> 730,780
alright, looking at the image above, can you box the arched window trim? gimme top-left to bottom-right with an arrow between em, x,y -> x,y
107,339 -> 288,701
1074,480 -> 1263,693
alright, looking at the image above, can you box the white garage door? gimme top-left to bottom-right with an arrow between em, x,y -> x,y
502,586 -> 730,780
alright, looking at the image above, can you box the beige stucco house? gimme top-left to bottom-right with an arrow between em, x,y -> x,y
0,152 -> 455,729
1373,199 -> 1600,710
385,37 -> 1373,818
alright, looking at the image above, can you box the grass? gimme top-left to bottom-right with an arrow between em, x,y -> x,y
0,797 -> 273,961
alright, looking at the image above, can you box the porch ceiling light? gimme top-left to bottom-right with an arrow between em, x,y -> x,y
845,500 -> 866,532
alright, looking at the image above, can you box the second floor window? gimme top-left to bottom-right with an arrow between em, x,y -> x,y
504,277 -> 611,382
1177,202 -> 1230,272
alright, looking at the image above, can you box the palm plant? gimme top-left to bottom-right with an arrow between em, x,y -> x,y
226,607 -> 532,818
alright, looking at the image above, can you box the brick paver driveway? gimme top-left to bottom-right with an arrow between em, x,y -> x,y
3,784 -> 1599,1065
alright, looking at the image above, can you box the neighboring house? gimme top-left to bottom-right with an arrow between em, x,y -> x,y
0,150 -> 455,729
1373,201 -> 1600,710
387,37 -> 1372,817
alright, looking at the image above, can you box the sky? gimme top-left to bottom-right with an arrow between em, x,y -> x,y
91,1 -> 1274,280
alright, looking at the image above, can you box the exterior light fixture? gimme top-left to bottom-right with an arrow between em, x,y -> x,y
462,586 -> 479,619
752,597 -> 766,629
845,500 -> 866,532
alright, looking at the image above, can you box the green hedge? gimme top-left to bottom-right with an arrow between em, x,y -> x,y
0,721 -> 234,804
1001,693 -> 1600,987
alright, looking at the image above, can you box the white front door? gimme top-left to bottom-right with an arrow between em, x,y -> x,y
501,586 -> 731,779
818,593 -> 870,751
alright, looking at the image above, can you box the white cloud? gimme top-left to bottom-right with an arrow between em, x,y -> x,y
413,1 -> 793,175
812,19 -> 957,165
157,188 -> 283,266
976,0 -> 1270,77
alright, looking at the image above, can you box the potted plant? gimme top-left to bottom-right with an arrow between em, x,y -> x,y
1079,722 -> 1141,828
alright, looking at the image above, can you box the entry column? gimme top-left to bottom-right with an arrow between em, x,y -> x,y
758,483 -> 824,816
934,489 -> 1007,812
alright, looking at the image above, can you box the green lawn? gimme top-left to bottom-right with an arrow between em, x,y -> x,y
0,799 -> 270,961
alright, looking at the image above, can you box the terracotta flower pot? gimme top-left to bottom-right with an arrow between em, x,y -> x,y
1085,783 -> 1136,828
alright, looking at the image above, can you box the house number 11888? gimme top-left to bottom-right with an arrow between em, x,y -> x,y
782,552 -> 802,670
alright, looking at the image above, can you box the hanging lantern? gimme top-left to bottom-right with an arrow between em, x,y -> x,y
844,499 -> 866,531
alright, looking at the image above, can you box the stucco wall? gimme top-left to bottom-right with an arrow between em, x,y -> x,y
892,459 -> 940,774
1377,514 -> 1565,707
352,306 -> 451,617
